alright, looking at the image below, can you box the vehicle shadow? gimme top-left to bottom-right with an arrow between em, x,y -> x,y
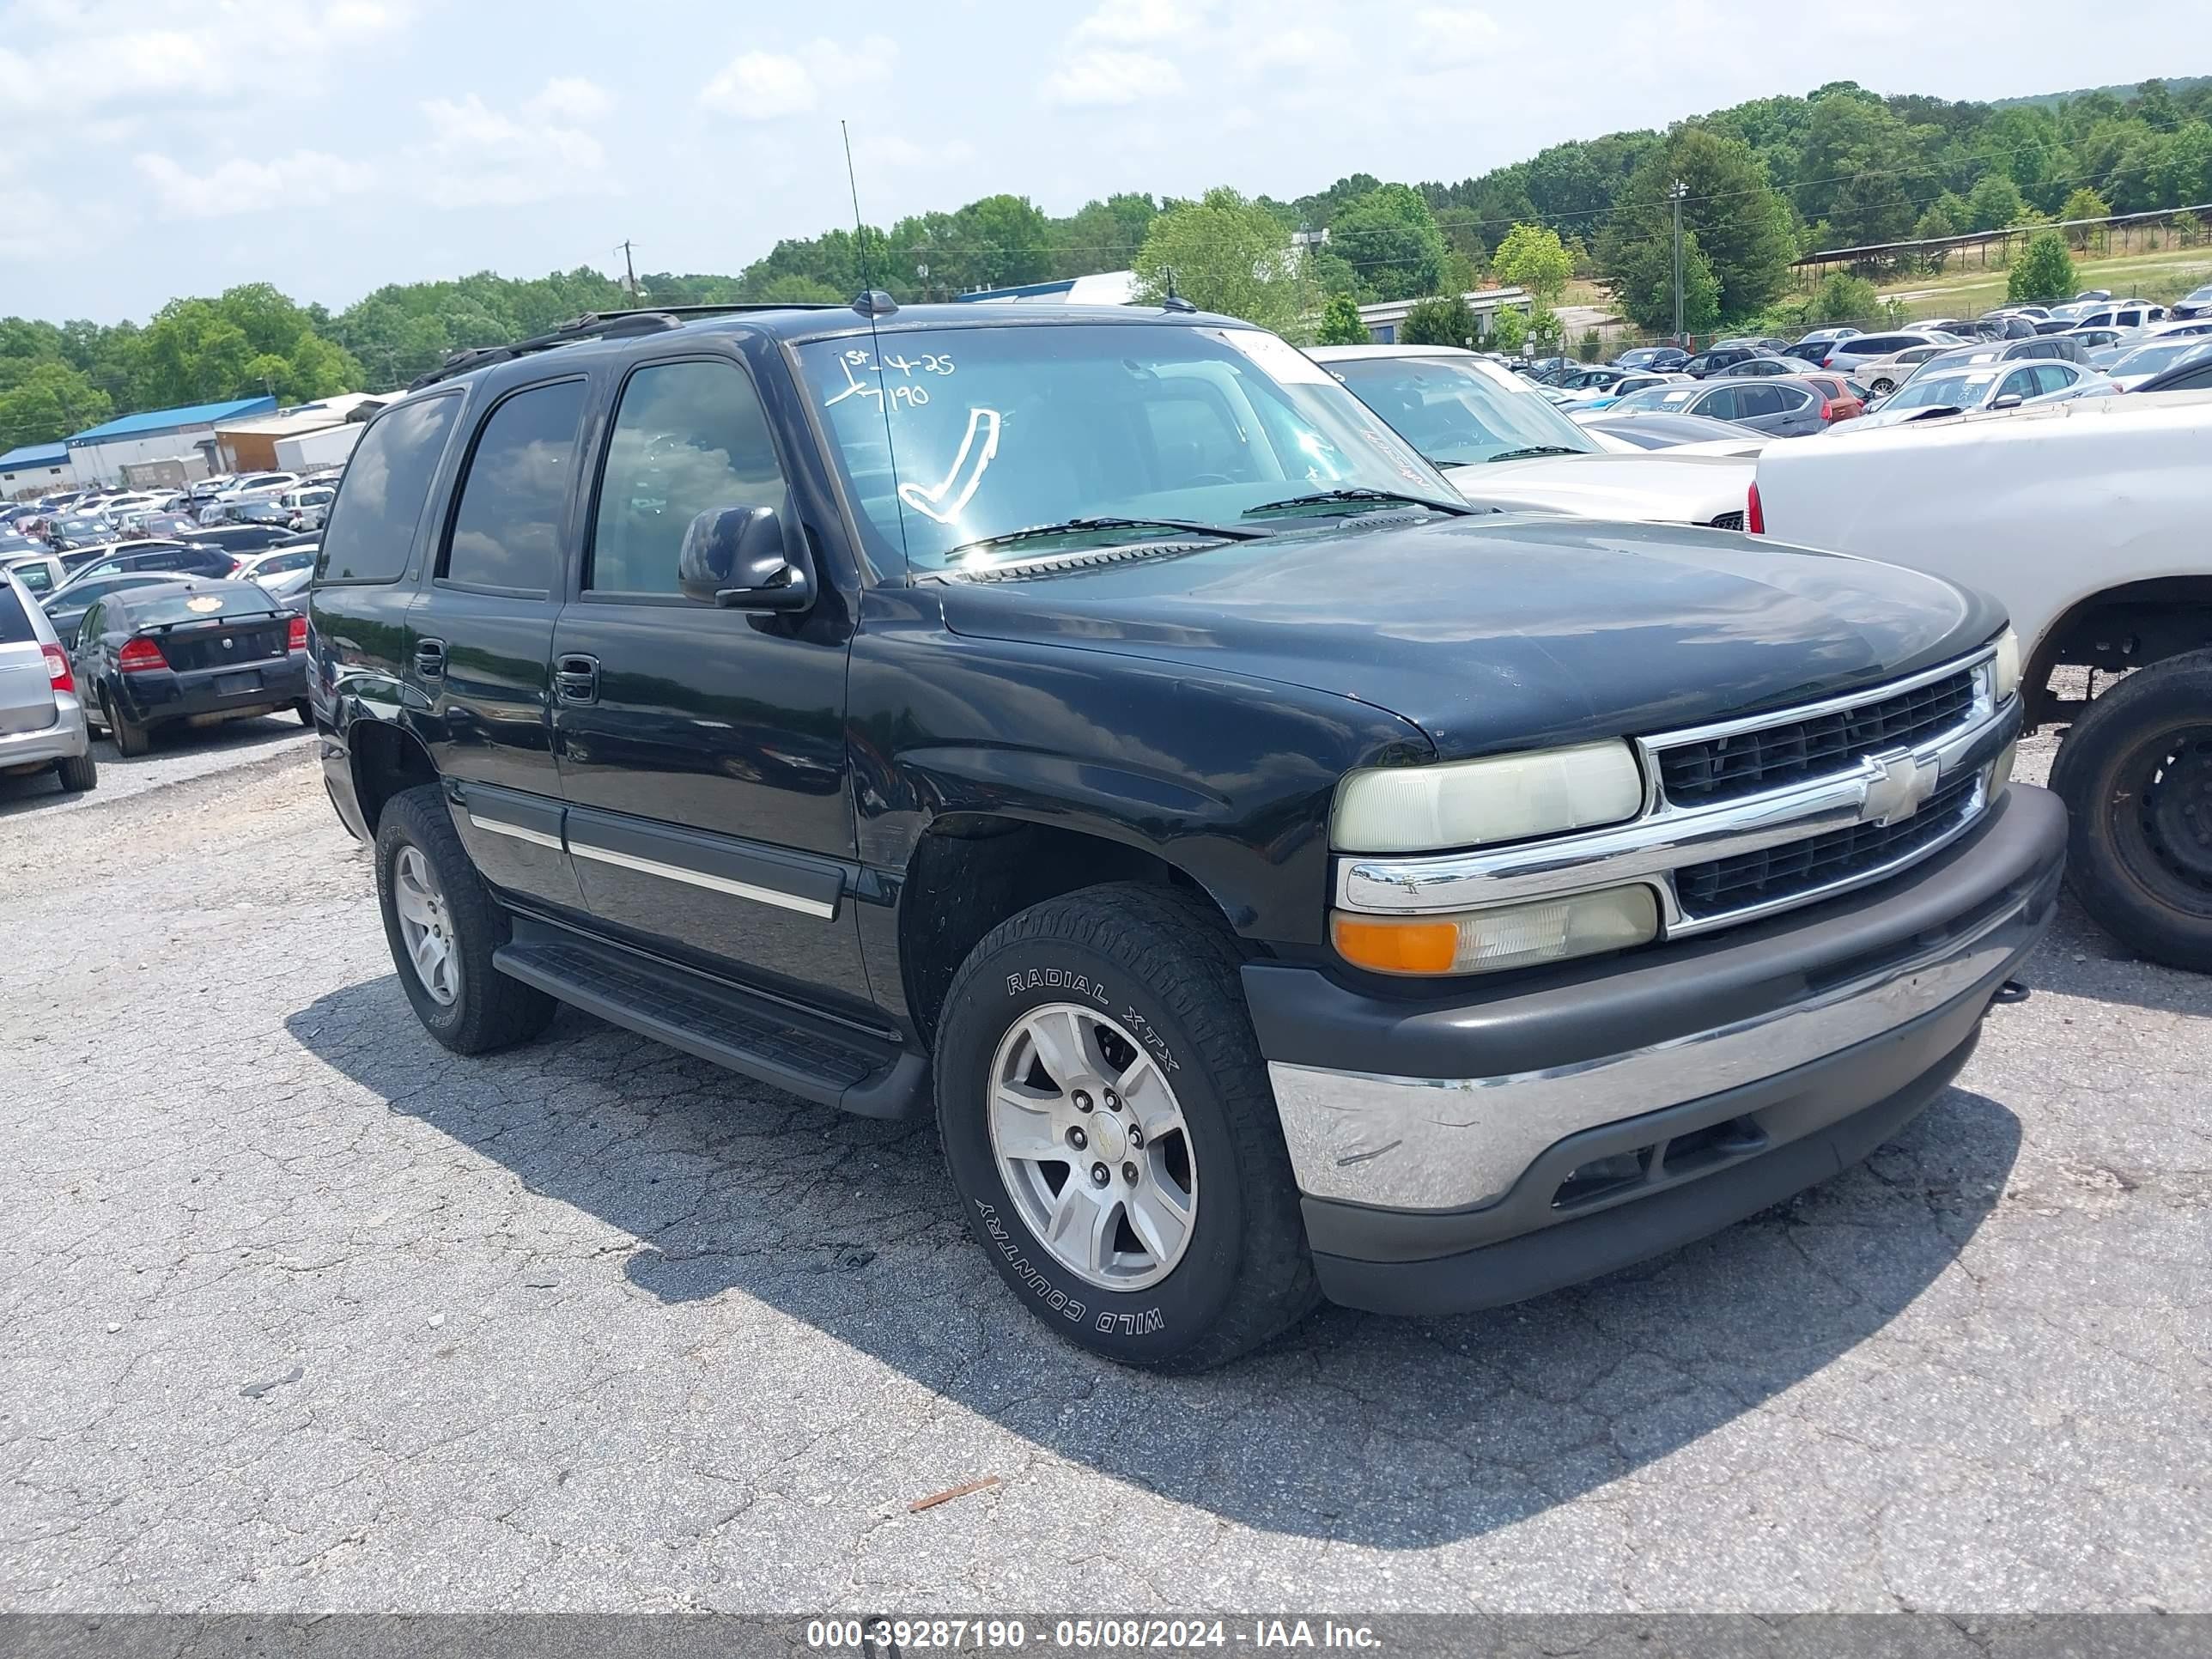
0,714 -> 307,818
2015,907 -> 2212,1022
285,975 -> 2020,1548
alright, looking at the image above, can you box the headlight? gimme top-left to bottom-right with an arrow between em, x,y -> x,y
1991,628 -> 2021,703
1331,740 -> 1644,854
1332,884 -> 1660,977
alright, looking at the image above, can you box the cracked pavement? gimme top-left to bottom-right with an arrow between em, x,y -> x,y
1,723 -> 2207,1614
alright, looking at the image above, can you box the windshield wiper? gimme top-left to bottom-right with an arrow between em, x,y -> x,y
1241,488 -> 1472,519
1485,445 -> 1589,463
944,515 -> 1269,559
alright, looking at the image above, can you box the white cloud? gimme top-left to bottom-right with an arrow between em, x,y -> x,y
700,50 -> 819,118
1042,49 -> 1184,108
865,133 -> 980,170
1411,6 -> 1502,65
1073,0 -> 1207,43
697,34 -> 896,119
413,93 -> 609,208
527,76 -> 614,124
136,148 -> 376,218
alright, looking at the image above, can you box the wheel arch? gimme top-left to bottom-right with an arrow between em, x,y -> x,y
2024,575 -> 2212,726
347,716 -> 440,837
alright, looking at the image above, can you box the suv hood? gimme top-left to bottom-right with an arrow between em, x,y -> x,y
933,514 -> 1998,761
1442,452 -> 1753,525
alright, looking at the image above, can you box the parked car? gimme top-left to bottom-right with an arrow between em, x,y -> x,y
3,551 -> 67,599
74,577 -> 309,757
2071,301 -> 2165,332
1679,344 -> 1765,378
1826,331 -> 1967,386
49,541 -> 237,592
2074,289 -> 2112,302
1753,388 -> 2206,970
1312,343 -> 1755,524
1905,337 -> 2098,383
310,301 -> 2056,1368
2102,337 -> 2212,392
1713,335 -> 1792,354
1707,354 -> 1802,380
278,486 -> 336,531
1559,370 -> 1692,412
1574,411 -> 1768,451
0,568 -> 96,794
2129,355 -> 2212,394
181,523 -> 305,559
1784,327 -> 1859,363
1850,360 -> 2112,428
2168,283 -> 2212,322
1608,375 -> 1837,437
1611,345 -> 1689,372
233,545 -> 321,587
36,571 -> 208,649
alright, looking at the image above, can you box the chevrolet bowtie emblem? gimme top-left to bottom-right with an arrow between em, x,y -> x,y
1862,750 -> 1940,825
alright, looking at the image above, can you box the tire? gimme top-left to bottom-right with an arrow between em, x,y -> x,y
2050,650 -> 2212,971
1870,377 -> 1894,396
104,689 -> 149,758
933,882 -> 1318,1370
294,699 -> 314,726
55,750 -> 97,793
374,782 -> 556,1054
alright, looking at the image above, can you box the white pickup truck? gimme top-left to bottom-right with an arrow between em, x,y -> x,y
1753,390 -> 2212,969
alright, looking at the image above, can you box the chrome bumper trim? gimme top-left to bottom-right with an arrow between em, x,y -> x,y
1268,878 -> 2032,1213
1337,647 -> 2012,934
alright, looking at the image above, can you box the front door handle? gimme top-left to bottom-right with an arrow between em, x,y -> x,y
554,653 -> 599,705
414,638 -> 446,679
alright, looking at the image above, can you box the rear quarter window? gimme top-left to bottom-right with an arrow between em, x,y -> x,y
316,392 -> 464,585
0,581 -> 35,644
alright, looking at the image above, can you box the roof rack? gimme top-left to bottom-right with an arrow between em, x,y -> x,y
405,302 -> 848,391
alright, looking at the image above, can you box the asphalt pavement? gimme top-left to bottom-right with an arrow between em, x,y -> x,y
1,725 -> 2206,1613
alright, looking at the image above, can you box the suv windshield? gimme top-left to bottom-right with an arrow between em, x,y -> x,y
1886,370 -> 1999,410
2112,338 -> 2212,377
1321,354 -> 1600,467
795,324 -> 1456,573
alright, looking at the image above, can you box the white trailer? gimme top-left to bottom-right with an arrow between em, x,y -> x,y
274,422 -> 366,473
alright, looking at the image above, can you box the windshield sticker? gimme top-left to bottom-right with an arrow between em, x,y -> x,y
896,407 -> 1002,525
823,347 -> 956,413
1212,329 -> 1333,386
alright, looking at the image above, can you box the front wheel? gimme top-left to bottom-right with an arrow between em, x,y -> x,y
933,883 -> 1318,1370
103,689 -> 149,758
1869,376 -> 1895,396
2050,651 -> 2212,970
374,782 -> 556,1053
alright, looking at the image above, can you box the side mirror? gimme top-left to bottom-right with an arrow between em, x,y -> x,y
1990,394 -> 2024,410
677,504 -> 814,612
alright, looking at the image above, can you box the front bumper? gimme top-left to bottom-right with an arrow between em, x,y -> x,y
1244,782 -> 2066,1316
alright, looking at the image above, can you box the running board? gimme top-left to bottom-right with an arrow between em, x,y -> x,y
492,929 -> 927,1120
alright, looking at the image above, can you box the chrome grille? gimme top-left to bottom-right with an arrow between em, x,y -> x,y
1674,774 -> 1981,919
1656,669 -> 1976,807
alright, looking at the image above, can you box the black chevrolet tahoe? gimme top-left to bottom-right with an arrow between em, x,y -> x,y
308,298 -> 2065,1370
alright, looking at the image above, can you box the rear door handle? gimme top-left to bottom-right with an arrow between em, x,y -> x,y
414,638 -> 446,679
554,653 -> 599,705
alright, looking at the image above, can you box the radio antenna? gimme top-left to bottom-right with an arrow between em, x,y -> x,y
842,118 -> 912,574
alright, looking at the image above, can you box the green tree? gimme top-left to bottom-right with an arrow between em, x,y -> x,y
1808,271 -> 1881,325
1432,206 -> 1489,275
2008,230 -> 2076,303
1528,307 -> 1564,354
1488,306 -> 1528,353
1315,293 -> 1370,346
1601,222 -> 1723,336
1133,187 -> 1311,339
2059,186 -> 2112,246
1576,326 -> 1605,362
1400,295 -> 1477,348
1598,127 -> 1796,323
1966,173 -> 2027,232
1830,169 -> 1915,248
755,274 -> 845,304
0,362 -> 113,448
1912,204 -> 1959,270
1327,183 -> 1450,302
1492,222 -> 1573,306
2176,209 -> 2205,247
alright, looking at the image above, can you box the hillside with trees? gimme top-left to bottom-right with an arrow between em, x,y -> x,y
5,76 -> 2209,453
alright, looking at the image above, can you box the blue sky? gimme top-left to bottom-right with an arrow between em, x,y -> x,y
0,0 -> 2190,323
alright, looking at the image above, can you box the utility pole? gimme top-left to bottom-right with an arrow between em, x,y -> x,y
617,240 -> 640,300
1670,179 -> 1688,345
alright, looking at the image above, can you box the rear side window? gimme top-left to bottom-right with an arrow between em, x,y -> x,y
11,563 -> 52,594
590,362 -> 787,595
0,581 -> 34,644
318,392 -> 463,584
443,380 -> 588,593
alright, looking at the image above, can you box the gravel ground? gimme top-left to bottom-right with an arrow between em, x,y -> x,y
1,722 -> 2207,1615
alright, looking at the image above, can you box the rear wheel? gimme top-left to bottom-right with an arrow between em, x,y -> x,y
1869,375 -> 1896,396
294,699 -> 313,726
933,883 -> 1318,1370
2051,651 -> 2212,970
374,782 -> 556,1053
103,689 -> 149,758
54,750 -> 97,793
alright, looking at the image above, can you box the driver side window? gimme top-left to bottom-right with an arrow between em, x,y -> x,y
590,360 -> 787,596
